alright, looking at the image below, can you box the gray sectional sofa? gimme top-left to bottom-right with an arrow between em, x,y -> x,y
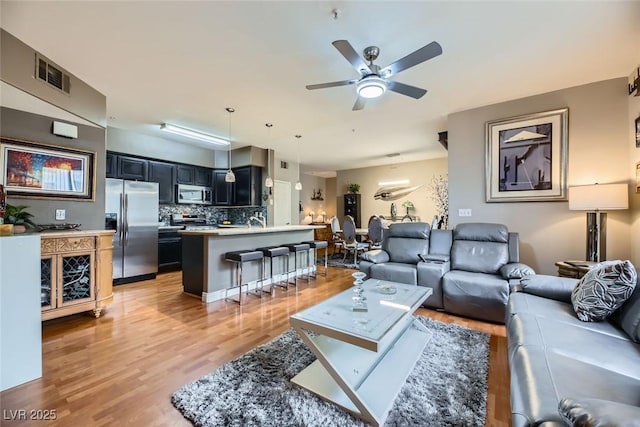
359,222 -> 534,323
507,274 -> 640,426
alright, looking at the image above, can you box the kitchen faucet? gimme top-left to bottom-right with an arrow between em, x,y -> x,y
247,216 -> 266,228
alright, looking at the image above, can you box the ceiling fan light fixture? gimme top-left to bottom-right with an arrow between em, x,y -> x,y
357,76 -> 387,99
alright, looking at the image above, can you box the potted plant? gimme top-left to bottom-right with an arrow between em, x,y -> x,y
4,204 -> 36,233
348,183 -> 360,194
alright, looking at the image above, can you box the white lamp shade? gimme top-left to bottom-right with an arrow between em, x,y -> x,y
225,169 -> 236,183
569,183 -> 628,211
295,181 -> 302,191
265,176 -> 273,187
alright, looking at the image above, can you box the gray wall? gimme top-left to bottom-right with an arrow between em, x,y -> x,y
0,29 -> 106,127
1,107 -> 106,229
448,78 -> 632,274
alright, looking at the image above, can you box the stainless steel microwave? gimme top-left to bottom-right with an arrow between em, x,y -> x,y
176,184 -> 212,205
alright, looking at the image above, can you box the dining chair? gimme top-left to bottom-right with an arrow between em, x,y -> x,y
329,216 -> 344,257
366,215 -> 384,250
342,215 -> 369,266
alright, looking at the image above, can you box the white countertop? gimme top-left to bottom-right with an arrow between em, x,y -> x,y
180,225 -> 324,236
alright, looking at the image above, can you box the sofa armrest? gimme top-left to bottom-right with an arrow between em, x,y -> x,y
423,254 -> 450,263
359,249 -> 390,264
500,262 -> 535,279
558,397 -> 640,427
515,274 -> 578,303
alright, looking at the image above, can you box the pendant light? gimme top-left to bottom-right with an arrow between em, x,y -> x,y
294,134 -> 302,191
264,123 -> 274,188
225,107 -> 236,183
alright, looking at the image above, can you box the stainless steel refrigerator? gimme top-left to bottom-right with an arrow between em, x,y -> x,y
105,179 -> 159,284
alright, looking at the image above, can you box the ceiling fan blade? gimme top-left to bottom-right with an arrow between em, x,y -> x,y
306,79 -> 358,90
352,96 -> 367,111
380,41 -> 442,77
387,81 -> 427,99
332,40 -> 372,75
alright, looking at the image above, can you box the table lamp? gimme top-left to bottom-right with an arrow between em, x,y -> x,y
569,183 -> 628,262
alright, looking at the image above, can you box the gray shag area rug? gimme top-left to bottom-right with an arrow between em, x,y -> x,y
172,316 -> 490,426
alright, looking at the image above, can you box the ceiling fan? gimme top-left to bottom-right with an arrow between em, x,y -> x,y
306,40 -> 442,110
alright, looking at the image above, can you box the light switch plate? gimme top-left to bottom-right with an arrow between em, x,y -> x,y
458,208 -> 472,217
55,209 -> 66,220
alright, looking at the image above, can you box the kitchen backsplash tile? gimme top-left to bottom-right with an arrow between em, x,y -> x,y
159,205 -> 267,225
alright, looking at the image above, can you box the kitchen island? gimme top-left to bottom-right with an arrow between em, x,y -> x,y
181,225 -> 324,302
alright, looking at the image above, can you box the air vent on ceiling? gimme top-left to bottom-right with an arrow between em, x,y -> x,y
36,54 -> 71,94
280,161 -> 288,169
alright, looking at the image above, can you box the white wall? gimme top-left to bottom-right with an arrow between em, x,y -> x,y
336,158 -> 448,224
448,78 -> 631,274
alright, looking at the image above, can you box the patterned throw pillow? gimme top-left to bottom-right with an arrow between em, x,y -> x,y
571,260 -> 637,322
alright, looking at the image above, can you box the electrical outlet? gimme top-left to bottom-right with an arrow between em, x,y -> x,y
55,209 -> 66,220
458,208 -> 472,217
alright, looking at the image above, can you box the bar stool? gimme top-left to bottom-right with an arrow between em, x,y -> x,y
302,240 -> 329,278
255,246 -> 290,295
284,243 -> 311,286
224,250 -> 264,305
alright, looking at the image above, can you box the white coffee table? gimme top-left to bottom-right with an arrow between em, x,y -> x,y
290,279 -> 432,426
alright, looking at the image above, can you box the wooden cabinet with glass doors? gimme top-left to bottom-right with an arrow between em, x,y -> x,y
40,231 -> 115,321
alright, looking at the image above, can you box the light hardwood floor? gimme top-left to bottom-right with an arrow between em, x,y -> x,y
0,268 -> 510,426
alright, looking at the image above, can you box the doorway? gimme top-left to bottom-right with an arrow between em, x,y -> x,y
274,180 -> 292,226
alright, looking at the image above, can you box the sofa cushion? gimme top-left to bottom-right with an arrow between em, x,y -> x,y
509,345 -> 640,427
611,281 -> 640,343
558,397 -> 640,427
451,240 -> 509,274
387,222 -> 430,239
453,222 -> 509,243
443,270 -> 508,323
571,260 -> 637,322
369,262 -> 417,285
507,293 -> 630,341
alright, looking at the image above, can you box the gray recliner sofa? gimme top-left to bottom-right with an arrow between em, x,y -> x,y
507,274 -> 640,426
359,222 -> 533,323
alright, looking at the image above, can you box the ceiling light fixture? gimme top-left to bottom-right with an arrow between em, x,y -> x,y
294,135 -> 302,191
356,75 -> 387,99
264,123 -> 274,188
225,107 -> 236,183
160,123 -> 229,146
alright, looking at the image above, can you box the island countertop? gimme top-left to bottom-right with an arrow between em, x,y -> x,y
180,225 -> 325,236
181,224 -> 324,301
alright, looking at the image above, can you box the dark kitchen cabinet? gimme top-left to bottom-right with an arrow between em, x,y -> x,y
117,155 -> 148,181
106,152 -> 117,178
148,161 -> 175,204
213,170 -> 233,206
233,166 -> 262,206
176,165 -> 195,184
344,193 -> 361,228
194,167 -> 212,187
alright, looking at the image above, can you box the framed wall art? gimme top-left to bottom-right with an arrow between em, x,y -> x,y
635,115 -> 640,148
0,137 -> 95,200
485,108 -> 568,202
